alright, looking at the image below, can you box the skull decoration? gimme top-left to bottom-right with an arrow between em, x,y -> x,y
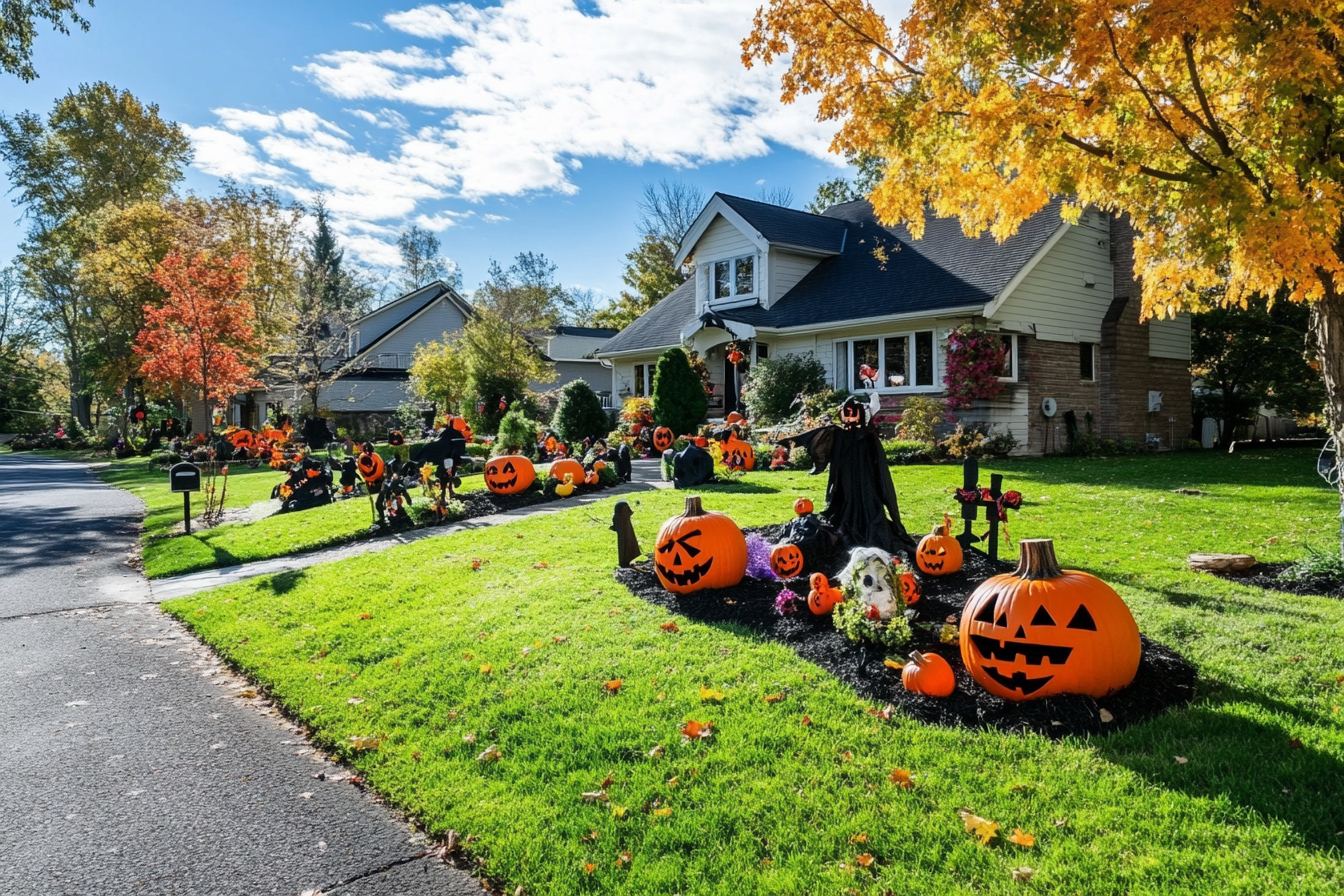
654,495 -> 747,594
959,538 -> 1141,701
483,455 -> 536,494
838,547 -> 901,621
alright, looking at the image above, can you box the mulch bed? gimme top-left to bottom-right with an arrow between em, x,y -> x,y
615,524 -> 1197,738
1203,562 -> 1344,599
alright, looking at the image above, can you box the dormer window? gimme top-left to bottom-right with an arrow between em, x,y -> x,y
712,254 -> 756,302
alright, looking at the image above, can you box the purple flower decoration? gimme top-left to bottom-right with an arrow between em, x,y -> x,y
744,533 -> 777,579
774,588 -> 802,616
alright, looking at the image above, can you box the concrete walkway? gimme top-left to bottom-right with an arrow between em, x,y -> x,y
0,453 -> 479,896
150,459 -> 668,601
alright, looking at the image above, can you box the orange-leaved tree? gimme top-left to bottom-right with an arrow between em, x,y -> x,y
745,1 -> 1344,544
136,251 -> 260,422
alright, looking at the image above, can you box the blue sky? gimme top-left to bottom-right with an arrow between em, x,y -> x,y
0,1 -> 906,305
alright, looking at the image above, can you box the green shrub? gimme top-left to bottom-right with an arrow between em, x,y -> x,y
896,396 -> 948,444
883,439 -> 934,465
495,404 -> 540,456
753,444 -> 774,471
151,450 -> 183,467
939,425 -> 1018,459
741,352 -> 827,424
833,599 -> 911,648
1278,548 -> 1344,585
651,347 -> 708,436
551,380 -> 611,445
464,372 -> 536,435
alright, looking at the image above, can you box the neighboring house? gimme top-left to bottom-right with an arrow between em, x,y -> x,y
594,193 -> 1192,455
220,280 -> 473,432
530,325 -> 619,405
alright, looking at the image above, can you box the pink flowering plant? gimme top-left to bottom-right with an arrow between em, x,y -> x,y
943,326 -> 1009,409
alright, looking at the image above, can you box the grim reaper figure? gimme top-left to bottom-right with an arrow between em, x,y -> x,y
776,393 -> 916,556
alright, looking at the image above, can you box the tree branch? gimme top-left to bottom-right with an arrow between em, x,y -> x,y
813,0 -> 924,78
1181,32 -> 1271,201
1060,133 -> 1196,182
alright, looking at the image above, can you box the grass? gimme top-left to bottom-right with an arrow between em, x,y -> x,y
162,449 -> 1344,895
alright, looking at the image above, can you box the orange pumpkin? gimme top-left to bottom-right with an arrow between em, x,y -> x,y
769,543 -> 805,579
356,451 -> 385,485
720,435 -> 755,471
593,460 -> 607,472
483,455 -> 536,494
916,520 -> 963,575
694,436 -> 708,447
652,426 -> 675,452
807,572 -> 843,615
959,538 -> 1141,701
725,412 -> 745,425
548,458 -> 585,484
654,496 -> 747,594
794,497 -> 813,516
899,570 -> 921,605
902,651 -> 956,698
585,470 -> 600,485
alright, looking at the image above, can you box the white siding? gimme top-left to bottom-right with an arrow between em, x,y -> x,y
1149,312 -> 1191,360
989,216 -> 1113,343
370,298 -> 466,359
693,215 -> 759,309
768,249 -> 822,306
611,355 -> 663,401
325,377 -> 413,413
547,333 -> 611,360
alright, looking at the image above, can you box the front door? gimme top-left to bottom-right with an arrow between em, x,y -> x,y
724,356 -> 747,416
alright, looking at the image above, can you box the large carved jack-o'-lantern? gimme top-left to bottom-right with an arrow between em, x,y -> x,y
484,455 -> 536,494
916,519 -> 963,576
654,496 -> 747,594
720,435 -> 756,471
959,538 -> 1141,701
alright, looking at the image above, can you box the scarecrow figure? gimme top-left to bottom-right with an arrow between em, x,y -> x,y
775,393 -> 915,555
356,442 -> 388,526
411,416 -> 471,508
610,500 -> 641,567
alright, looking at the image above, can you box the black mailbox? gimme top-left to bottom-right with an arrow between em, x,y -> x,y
169,462 -> 202,493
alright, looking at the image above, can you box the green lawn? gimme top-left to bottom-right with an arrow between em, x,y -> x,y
164,449 -> 1344,895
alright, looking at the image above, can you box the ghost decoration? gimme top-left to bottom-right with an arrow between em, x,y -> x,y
839,547 -> 902,621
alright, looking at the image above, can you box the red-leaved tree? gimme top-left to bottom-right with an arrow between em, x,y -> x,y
136,251 -> 261,420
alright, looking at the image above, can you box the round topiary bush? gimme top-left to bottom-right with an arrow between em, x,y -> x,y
551,380 -> 611,445
652,347 -> 708,436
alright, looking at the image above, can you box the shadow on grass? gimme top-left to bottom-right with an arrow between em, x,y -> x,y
979,448 -> 1329,493
259,569 -> 307,594
1097,697 -> 1344,851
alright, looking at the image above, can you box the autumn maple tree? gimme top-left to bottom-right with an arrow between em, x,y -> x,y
745,1 -> 1344,541
136,251 -> 260,419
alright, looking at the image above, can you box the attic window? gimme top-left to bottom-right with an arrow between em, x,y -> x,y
713,255 -> 756,300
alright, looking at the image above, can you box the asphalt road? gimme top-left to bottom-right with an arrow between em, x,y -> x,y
0,454 -> 480,896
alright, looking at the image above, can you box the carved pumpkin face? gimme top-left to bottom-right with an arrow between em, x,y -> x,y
916,523 -> 963,575
484,455 -> 536,494
548,458 -> 585,484
653,427 -> 674,452
654,496 -> 747,594
720,436 -> 756,471
807,572 -> 842,615
794,498 -> 813,516
899,570 -> 921,605
769,543 -> 804,579
902,651 -> 956,698
959,539 -> 1141,701
388,430 -> 405,446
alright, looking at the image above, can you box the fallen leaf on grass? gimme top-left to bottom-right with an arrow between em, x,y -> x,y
1098,708 -> 1114,723
600,774 -> 613,788
1011,866 -> 1036,883
656,692 -> 665,701
553,636 -> 567,643
470,559 -> 483,570
346,697 -> 364,705
1052,818 -> 1068,828
616,852 -> 631,868
866,704 -> 894,720
957,810 -> 999,844
611,805 -> 628,819
532,562 -> 549,569
463,733 -> 476,744
699,686 -> 724,702
652,806 -> 672,817
1009,828 -> 1036,848
479,664 -> 492,675
681,720 -> 712,740
849,832 -> 869,844
581,791 -> 609,803
580,830 -> 599,843
648,745 -> 665,758
347,735 -> 384,751
801,715 -> 812,726
763,693 -> 784,704
1289,737 -> 1303,749
476,744 -> 502,762
604,679 -> 622,692
359,613 -> 371,620
890,769 -> 913,790
666,776 -> 678,788
660,621 -> 679,632
855,853 -> 875,868
1175,756 -> 1188,765
583,862 -> 596,875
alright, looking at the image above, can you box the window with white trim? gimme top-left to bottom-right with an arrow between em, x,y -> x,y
997,334 -> 1018,381
833,330 -> 938,391
711,254 -> 756,301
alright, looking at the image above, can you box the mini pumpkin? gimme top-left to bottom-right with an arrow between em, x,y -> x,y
916,519 -> 963,575
794,497 -> 814,516
548,458 -> 585,484
555,473 -> 576,497
959,538 -> 1141,701
901,651 -> 955,698
720,435 -> 756,471
484,455 -> 536,494
593,460 -> 607,472
585,470 -> 600,485
769,543 -> 805,579
807,572 -> 844,615
652,426 -> 675,452
694,436 -> 708,448
899,570 -> 921,605
654,495 -> 747,594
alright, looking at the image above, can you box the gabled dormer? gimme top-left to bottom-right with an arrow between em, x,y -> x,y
676,194 -> 848,314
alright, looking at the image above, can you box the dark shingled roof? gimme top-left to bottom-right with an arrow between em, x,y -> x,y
555,325 -> 619,338
595,277 -> 697,355
716,193 -> 847,254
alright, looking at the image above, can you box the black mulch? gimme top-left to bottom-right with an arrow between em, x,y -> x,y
615,524 -> 1197,739
1203,562 -> 1344,600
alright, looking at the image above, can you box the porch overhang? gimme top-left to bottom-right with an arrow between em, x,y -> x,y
679,311 -> 757,356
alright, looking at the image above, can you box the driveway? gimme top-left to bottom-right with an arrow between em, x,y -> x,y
0,454 -> 478,896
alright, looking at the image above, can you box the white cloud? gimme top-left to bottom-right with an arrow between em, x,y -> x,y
482,213 -> 509,224
352,21 -> 381,31
415,211 -> 472,229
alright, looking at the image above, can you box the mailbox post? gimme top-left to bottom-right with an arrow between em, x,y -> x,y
169,462 -> 202,534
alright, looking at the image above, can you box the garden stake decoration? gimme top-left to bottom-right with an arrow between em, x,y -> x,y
356,442 -> 387,525
610,500 -> 641,568
654,495 -> 747,594
959,538 -> 1141,701
952,459 -> 1023,563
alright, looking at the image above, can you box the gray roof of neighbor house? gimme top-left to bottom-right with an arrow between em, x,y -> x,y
355,281 -> 449,347
554,325 -> 619,338
716,193 -> 848,254
598,198 -> 1068,355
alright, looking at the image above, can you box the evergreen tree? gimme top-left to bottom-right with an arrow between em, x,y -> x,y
306,196 -> 347,313
651,347 -> 707,436
551,379 -> 610,444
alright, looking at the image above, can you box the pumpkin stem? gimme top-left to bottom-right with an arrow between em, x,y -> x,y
684,495 -> 704,517
907,650 -> 927,666
1014,538 -> 1064,580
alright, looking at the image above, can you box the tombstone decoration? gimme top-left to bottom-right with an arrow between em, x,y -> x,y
671,443 -> 714,489
299,417 -> 334,450
953,458 -> 1023,563
959,538 -> 1141,701
610,500 -> 641,568
378,459 -> 419,529
169,461 -> 201,535
271,456 -> 336,513
775,393 -> 916,555
605,441 -> 633,483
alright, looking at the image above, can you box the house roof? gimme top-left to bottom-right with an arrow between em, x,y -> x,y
351,280 -> 472,363
554,325 -> 619,338
715,193 -> 848,254
594,277 -> 697,355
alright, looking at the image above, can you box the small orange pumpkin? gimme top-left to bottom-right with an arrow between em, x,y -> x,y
807,572 -> 844,615
902,651 -> 956,698
585,470 -> 600,485
769,543 -> 805,579
959,538 -> 1141,702
652,426 -> 675,452
899,570 -> 921,605
694,436 -> 708,448
720,435 -> 755,471
794,497 -> 813,516
916,519 -> 963,576
593,460 -> 606,472
654,496 -> 747,594
548,458 -> 585,484
484,455 -> 536,494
